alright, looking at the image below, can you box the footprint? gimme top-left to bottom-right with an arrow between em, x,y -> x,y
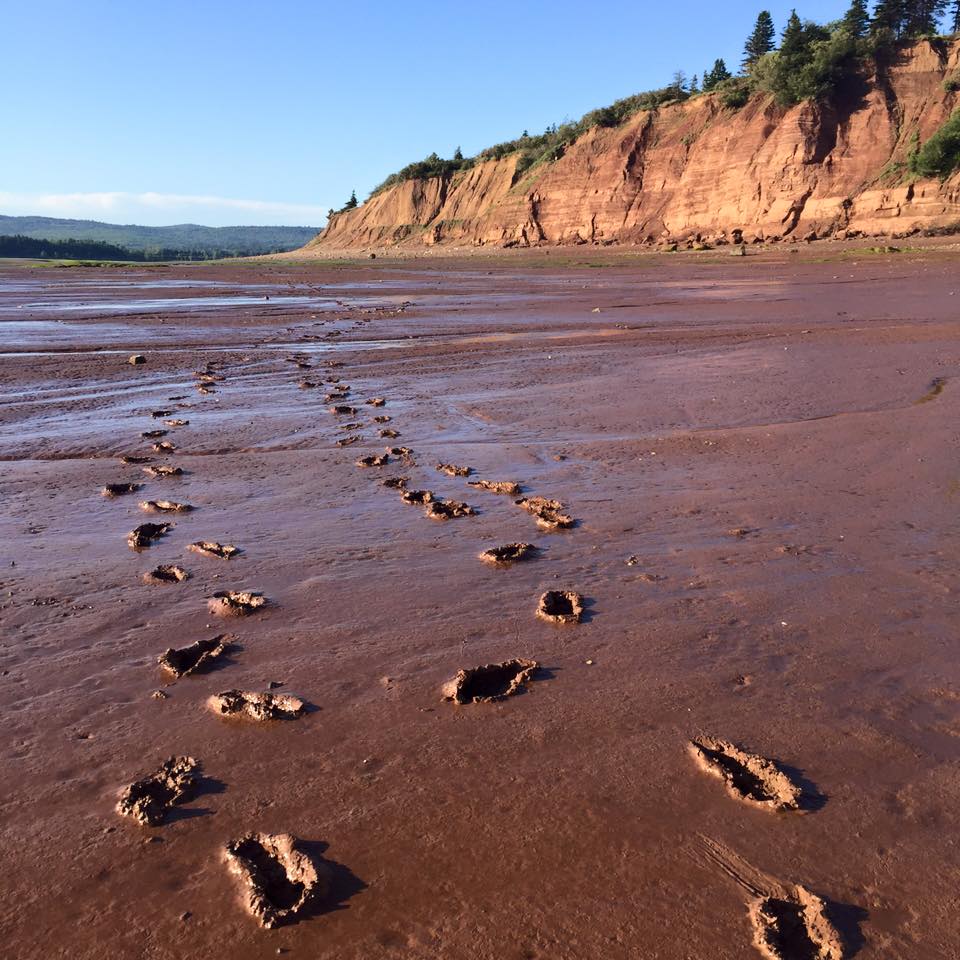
365,397 -> 386,407
208,690 -> 305,721
373,415 -> 391,423
128,354 -> 146,365
381,476 -> 408,490
469,479 -> 522,496
189,540 -> 240,559
144,564 -> 190,584
688,737 -> 803,812
197,384 -> 216,395
442,659 -> 540,703
163,419 -> 189,428
330,405 -> 358,415
298,379 -> 317,389
516,496 -> 575,531
151,409 -> 174,418
537,590 -> 583,623
127,522 -> 173,550
436,462 -> 472,477
152,441 -> 176,453
142,465 -> 183,478
336,435 -> 362,447
749,887 -> 844,959
425,499 -> 475,519
401,489 -> 433,505
379,428 -> 400,439
120,455 -> 152,465
116,756 -> 199,826
140,500 -> 193,513
224,833 -> 329,929
141,429 -> 168,439
101,482 -> 142,497
158,634 -> 230,677
386,446 -> 414,462
480,543 -> 537,565
325,391 -> 350,402
356,454 -> 389,467
208,591 -> 267,616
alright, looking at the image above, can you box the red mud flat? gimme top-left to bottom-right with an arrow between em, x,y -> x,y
2,246 -> 960,958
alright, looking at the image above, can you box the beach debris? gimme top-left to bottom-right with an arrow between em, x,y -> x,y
208,591 -> 267,616
336,435 -> 362,447
163,419 -> 189,428
208,690 -> 305,721
144,564 -> 190,584
224,833 -> 329,929
142,465 -> 183,478
366,397 -> 386,407
188,540 -> 240,559
442,659 -> 540,704
749,887 -> 845,960
128,354 -> 146,365
101,482 -> 142,497
480,543 -> 537,565
425,498 -> 475,520
401,489 -> 434,505
116,756 -> 198,826
330,405 -> 357,415
356,453 -> 389,467
382,476 -> 408,490
436,462 -> 472,477
152,440 -> 176,453
158,635 -> 229,677
141,429 -> 168,439
379,428 -> 400,439
140,499 -> 193,513
469,479 -> 522,496
127,522 -> 173,550
537,590 -> 584,624
688,737 -> 803,811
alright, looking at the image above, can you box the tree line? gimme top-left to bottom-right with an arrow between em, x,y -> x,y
0,234 -> 286,262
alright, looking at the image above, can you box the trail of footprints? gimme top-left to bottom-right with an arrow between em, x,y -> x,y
100,349 -> 852,954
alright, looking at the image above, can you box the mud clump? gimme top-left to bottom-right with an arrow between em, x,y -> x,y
537,590 -> 584,624
750,887 -> 845,960
140,499 -> 193,513
480,543 -> 537,565
208,690 -> 305,721
443,659 -> 540,703
688,737 -> 803,811
189,540 -> 240,559
469,479 -> 522,496
127,522 -> 173,550
158,635 -> 229,677
516,495 -> 575,530
225,833 -> 329,929
336,435 -> 362,447
330,405 -> 358,415
116,756 -> 198,826
356,453 -> 389,467
208,591 -> 267,616
102,482 -> 142,497
382,476 -> 408,489
144,564 -> 190,584
401,489 -> 433,504
143,465 -> 183,478
425,498 -> 475,519
436,462 -> 472,477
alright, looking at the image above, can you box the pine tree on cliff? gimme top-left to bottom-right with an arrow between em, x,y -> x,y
743,11 -> 776,69
952,0 -> 960,32
344,190 -> 358,210
703,58 -> 731,90
872,0 -> 908,35
779,10 -> 806,59
903,0 -> 947,35
842,0 -> 870,36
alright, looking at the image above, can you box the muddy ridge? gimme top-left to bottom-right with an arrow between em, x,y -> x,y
127,522 -> 173,550
116,756 -> 199,827
749,887 -> 845,960
208,690 -> 306,721
158,635 -> 229,677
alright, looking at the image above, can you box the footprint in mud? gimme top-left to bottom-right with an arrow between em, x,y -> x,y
365,397 -> 386,407
372,415 -> 391,424
101,482 -> 142,497
330,405 -> 358,416
158,634 -> 230,677
750,886 -> 845,960
128,354 -> 146,365
480,543 -> 538,565
436,462 -> 472,478
340,422 -> 364,432
152,440 -> 176,453
208,690 -> 306,721
298,379 -> 317,389
142,464 -> 184,478
688,737 -> 804,812
120,455 -> 152,465
140,499 -> 194,513
379,428 -> 400,439
424,498 -> 475,519
516,495 -> 576,531
141,429 -> 168,440
382,476 -> 408,490
143,564 -> 190,584
189,540 -> 240,559
325,391 -> 350,402
337,435 -> 363,447
537,590 -> 584,624
163,419 -> 190,428
356,453 -> 390,467
116,756 -> 199,826
127,522 -> 173,550
469,479 -> 522,496
208,591 -> 267,616
197,383 -> 216,395
151,409 -> 174,418
442,659 -> 540,703
401,489 -> 434,505
225,833 -> 330,929
915,376 -> 946,405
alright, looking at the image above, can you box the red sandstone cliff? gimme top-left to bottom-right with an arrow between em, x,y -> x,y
308,40 -> 960,252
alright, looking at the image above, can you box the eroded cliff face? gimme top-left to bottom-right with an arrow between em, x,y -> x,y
311,40 -> 960,251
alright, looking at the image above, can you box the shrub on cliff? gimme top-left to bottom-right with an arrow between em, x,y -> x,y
909,109 -> 960,178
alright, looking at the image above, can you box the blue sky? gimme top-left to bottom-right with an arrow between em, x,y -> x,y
1,0 -> 873,226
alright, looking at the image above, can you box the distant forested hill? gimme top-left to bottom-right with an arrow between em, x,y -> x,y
0,215 -> 320,256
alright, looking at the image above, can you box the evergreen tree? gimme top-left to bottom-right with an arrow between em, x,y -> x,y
690,74 -> 700,94
743,11 -> 776,69
779,10 -> 806,59
453,146 -> 464,161
904,0 -> 948,35
671,69 -> 688,98
344,190 -> 358,210
952,0 -> 960,31
842,0 -> 870,37
703,58 -> 732,91
872,0 -> 908,35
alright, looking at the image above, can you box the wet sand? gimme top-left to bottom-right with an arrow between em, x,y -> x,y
2,248 -> 959,958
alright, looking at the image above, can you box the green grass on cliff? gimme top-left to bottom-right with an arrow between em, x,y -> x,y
909,110 -> 960,179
